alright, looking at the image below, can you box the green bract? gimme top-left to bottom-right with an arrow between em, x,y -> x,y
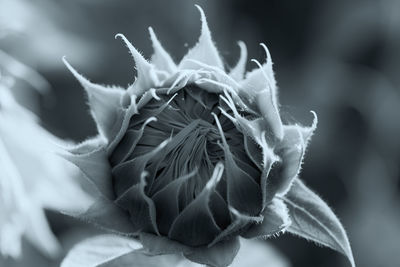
62,6 -> 354,267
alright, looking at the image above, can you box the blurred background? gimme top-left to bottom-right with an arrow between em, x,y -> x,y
1,0 -> 399,266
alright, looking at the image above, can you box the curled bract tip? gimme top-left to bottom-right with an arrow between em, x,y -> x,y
194,4 -> 205,18
115,33 -> 147,62
114,33 -> 124,40
259,43 -> 272,63
229,41 -> 248,81
310,110 -> 318,129
62,57 -> 91,87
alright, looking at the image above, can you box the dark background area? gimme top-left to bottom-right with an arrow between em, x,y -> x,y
1,0 -> 399,266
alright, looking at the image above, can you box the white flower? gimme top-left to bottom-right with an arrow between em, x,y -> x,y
0,78 -> 92,258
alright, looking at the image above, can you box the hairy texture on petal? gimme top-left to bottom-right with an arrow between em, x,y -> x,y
209,207 -> 263,247
240,60 -> 283,140
179,5 -> 224,70
115,34 -> 159,96
63,58 -> 126,141
149,27 -> 177,75
266,112 -> 318,200
241,198 -> 291,239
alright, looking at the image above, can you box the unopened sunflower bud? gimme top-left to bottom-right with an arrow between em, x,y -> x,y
62,5 -> 321,267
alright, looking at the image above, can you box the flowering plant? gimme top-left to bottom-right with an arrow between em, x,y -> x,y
61,6 -> 355,267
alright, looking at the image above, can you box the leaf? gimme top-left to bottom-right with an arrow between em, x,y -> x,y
282,179 -> 356,267
61,235 -> 196,267
60,235 -> 140,267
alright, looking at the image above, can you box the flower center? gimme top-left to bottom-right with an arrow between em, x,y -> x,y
109,85 -> 260,211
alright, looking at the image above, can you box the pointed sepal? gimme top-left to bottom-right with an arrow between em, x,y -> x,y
115,34 -> 158,96
241,198 -> 291,239
149,27 -> 177,75
60,147 -> 114,200
63,57 -> 126,141
229,41 -> 247,82
267,112 -> 318,199
179,5 -> 224,70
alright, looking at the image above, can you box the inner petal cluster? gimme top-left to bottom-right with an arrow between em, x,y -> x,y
109,86 -> 262,245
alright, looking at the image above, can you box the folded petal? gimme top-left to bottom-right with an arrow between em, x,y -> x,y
152,171 -> 197,235
115,173 -> 159,235
267,126 -> 304,199
109,117 -> 157,166
241,198 -> 291,239
240,51 -> 283,139
209,207 -> 263,247
168,163 -> 224,247
266,113 -> 317,200
213,114 -> 262,216
61,147 -> 115,200
112,139 -> 169,196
